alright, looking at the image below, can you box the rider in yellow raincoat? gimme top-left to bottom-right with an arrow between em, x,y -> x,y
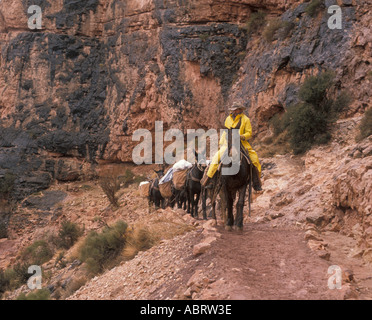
202,102 -> 262,191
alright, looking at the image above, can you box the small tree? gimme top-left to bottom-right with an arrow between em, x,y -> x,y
99,174 -> 121,207
270,71 -> 352,155
57,221 -> 83,249
79,220 -> 128,274
20,240 -> 54,266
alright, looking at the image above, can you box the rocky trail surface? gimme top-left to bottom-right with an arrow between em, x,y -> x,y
69,216 -> 369,300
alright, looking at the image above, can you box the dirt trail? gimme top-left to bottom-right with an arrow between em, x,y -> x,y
189,223 -> 343,300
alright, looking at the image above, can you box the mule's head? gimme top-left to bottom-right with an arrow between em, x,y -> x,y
154,169 -> 164,179
194,149 -> 208,171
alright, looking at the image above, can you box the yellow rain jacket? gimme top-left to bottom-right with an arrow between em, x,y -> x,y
207,113 -> 261,178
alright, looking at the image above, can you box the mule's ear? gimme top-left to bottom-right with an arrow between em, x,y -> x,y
194,149 -> 199,162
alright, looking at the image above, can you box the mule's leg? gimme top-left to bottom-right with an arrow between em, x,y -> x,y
183,191 -> 187,211
224,187 -> 234,230
194,192 -> 201,219
190,193 -> 195,217
211,200 -> 216,221
201,189 -> 207,220
174,190 -> 180,209
186,188 -> 191,214
154,198 -> 160,209
235,184 -> 248,231
148,197 -> 153,214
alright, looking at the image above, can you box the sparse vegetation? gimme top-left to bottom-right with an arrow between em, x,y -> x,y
243,11 -> 267,34
268,71 -> 352,155
280,21 -> 296,39
263,19 -> 296,42
79,220 -> 128,274
120,168 -> 145,187
0,263 -> 30,297
0,269 -> 10,297
99,168 -> 144,207
54,251 -> 67,269
56,220 -> 83,250
99,173 -> 121,207
16,288 -> 50,300
21,240 -> 54,266
198,33 -> 209,42
122,226 -> 156,261
257,131 -> 292,158
0,171 -> 16,200
305,0 -> 324,17
357,108 -> 372,141
263,19 -> 285,42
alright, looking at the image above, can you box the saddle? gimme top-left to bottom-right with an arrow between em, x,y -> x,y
219,117 -> 253,171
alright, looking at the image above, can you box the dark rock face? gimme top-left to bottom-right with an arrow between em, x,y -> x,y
233,2 -> 360,132
160,23 -> 247,106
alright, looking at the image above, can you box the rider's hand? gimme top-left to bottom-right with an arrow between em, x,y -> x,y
240,135 -> 246,141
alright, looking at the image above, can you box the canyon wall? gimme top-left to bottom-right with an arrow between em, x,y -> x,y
0,0 -> 370,199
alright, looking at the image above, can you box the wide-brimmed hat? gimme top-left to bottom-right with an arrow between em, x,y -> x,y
229,102 -> 246,111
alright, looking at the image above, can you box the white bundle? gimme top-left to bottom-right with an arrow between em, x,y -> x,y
139,181 -> 150,187
172,159 -> 193,172
159,168 -> 174,185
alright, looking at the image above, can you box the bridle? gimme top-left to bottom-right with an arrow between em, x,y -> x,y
188,162 -> 206,183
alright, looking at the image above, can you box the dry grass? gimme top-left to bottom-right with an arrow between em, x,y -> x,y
121,215 -> 195,261
256,131 -> 292,158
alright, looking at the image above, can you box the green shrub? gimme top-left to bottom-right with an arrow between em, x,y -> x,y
305,0 -> 324,17
0,269 -> 10,297
279,21 -> 296,39
0,261 -> 46,296
269,71 -> 352,155
79,220 -> 128,274
12,263 -> 30,286
244,11 -> 267,34
0,263 -> 29,295
0,172 -> 16,199
298,70 -> 334,107
357,108 -> 372,141
269,113 -> 286,136
17,288 -> 50,300
21,240 -> 54,266
287,103 -> 331,154
331,91 -> 352,115
57,221 -> 83,249
263,19 -> 286,42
